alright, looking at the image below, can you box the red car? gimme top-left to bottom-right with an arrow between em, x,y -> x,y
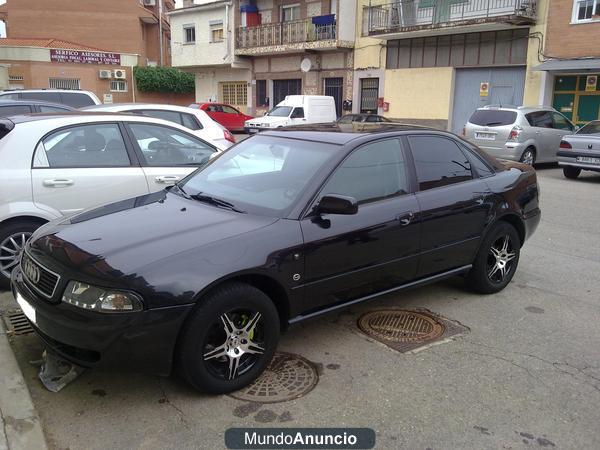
189,103 -> 253,133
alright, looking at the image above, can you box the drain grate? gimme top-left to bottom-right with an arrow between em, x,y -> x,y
229,352 -> 319,404
358,309 -> 467,353
3,309 -> 34,335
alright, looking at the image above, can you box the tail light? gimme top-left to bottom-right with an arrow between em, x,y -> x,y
507,125 -> 523,142
223,129 -> 236,144
559,140 -> 572,149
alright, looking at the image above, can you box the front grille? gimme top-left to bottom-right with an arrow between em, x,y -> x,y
21,252 -> 60,299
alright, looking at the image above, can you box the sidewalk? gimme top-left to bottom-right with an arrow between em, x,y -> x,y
0,291 -> 47,450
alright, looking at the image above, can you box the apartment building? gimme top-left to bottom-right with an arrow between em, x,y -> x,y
357,0 -> 548,132
534,0 -> 600,126
170,0 -> 356,117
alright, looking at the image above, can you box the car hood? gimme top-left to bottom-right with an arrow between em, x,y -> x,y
28,190 -> 278,278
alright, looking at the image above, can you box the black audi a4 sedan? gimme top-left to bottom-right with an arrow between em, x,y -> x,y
11,125 -> 540,394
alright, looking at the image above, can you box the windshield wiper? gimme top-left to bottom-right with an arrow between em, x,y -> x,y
190,193 -> 246,213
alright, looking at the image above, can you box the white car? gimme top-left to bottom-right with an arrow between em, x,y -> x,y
83,103 -> 235,150
0,112 -> 219,287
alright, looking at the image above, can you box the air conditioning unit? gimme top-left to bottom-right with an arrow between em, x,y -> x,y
99,69 -> 112,79
143,0 -> 156,6
113,69 -> 127,80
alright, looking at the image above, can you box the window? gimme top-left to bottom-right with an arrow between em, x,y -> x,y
220,82 -> 247,106
408,135 -> 473,191
181,113 -> 202,130
210,21 -> 224,42
21,92 -> 61,103
184,24 -> 196,44
552,112 -> 574,131
128,123 -> 215,166
38,105 -> 71,113
59,92 -> 95,108
338,115 -> 355,124
110,80 -> 127,92
222,105 -> 239,114
468,110 -> 517,127
38,124 -> 130,168
282,4 -> 300,22
526,111 -> 554,128
256,80 -> 268,107
321,139 -> 408,204
290,107 -> 304,119
48,78 -> 80,90
573,0 -> 599,21
0,105 -> 32,116
129,109 -> 202,130
578,121 -> 600,134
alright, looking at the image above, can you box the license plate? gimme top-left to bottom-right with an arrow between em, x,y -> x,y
15,290 -> 36,325
576,156 -> 600,164
247,128 -> 259,134
475,132 -> 496,141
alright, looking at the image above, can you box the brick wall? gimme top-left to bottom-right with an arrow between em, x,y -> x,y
545,0 -> 600,58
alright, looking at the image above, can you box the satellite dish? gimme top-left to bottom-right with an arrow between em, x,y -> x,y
300,58 -> 312,73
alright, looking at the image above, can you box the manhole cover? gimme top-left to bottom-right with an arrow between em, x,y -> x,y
228,352 -> 318,404
358,309 -> 467,353
3,309 -> 34,335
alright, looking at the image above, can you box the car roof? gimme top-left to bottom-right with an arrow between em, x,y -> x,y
479,105 -> 556,113
3,111 -> 165,124
261,123 -> 441,145
82,103 -> 193,112
0,99 -> 74,109
0,88 -> 95,94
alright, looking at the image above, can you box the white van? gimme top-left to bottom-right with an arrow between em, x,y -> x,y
244,95 -> 337,133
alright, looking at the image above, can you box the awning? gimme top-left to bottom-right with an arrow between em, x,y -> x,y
533,58 -> 600,72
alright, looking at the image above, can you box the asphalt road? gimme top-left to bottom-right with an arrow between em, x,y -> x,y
1,166 -> 599,450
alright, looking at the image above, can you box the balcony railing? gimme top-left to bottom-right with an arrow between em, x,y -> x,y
366,0 -> 536,34
237,17 -> 336,49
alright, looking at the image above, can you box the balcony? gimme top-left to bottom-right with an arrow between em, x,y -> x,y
366,0 -> 536,37
235,16 -> 346,56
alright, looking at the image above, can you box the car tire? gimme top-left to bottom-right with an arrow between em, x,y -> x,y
177,282 -> 280,394
562,166 -> 581,179
0,220 -> 42,289
466,221 -> 521,294
519,147 -> 536,165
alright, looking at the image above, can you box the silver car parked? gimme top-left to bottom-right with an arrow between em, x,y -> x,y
463,105 -> 576,164
557,120 -> 600,179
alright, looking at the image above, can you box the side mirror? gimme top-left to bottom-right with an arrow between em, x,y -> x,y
315,194 -> 358,215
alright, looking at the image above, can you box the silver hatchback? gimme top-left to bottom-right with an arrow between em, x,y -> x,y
463,106 -> 575,164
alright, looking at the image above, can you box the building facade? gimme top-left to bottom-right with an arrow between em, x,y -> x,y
534,0 -> 600,126
0,0 -> 174,67
356,0 -> 548,132
170,0 -> 356,117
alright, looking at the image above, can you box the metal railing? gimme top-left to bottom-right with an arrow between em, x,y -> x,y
237,17 -> 336,49
366,0 -> 536,33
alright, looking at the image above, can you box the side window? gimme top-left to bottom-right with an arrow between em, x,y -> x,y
21,92 -> 61,103
291,107 -> 304,119
365,115 -> 378,123
222,106 -> 239,114
60,92 -> 95,108
320,139 -> 408,204
38,123 -> 130,168
408,135 -> 473,191
128,123 -> 215,167
526,111 -> 553,128
0,93 -> 20,100
459,142 -> 494,178
181,113 -> 202,130
552,112 -> 573,131
338,115 -> 353,124
38,105 -> 71,113
135,109 -> 183,126
0,105 -> 33,115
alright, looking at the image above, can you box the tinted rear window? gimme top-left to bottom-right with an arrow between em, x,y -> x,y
21,92 -> 62,103
0,104 -> 33,116
468,110 -> 517,127
60,92 -> 95,107
577,121 -> 600,135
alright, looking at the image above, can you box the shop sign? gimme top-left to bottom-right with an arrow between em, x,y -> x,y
50,49 -> 121,65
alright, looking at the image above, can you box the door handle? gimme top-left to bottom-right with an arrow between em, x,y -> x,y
155,175 -> 181,184
43,179 -> 74,187
397,211 -> 414,226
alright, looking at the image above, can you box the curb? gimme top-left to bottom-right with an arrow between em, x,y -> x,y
0,294 -> 48,450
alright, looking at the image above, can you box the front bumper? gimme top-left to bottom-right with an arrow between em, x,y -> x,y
10,267 -> 194,376
557,150 -> 600,172
244,126 -> 265,134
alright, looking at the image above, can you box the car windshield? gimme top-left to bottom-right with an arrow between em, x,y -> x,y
469,110 -> 517,127
178,135 -> 338,217
266,106 -> 292,117
577,121 -> 600,135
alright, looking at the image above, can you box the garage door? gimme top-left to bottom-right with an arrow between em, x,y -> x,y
451,67 -> 526,134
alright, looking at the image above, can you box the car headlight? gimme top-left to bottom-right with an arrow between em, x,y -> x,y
62,281 -> 143,313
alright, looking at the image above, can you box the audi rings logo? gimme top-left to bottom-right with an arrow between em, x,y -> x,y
22,257 -> 41,284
